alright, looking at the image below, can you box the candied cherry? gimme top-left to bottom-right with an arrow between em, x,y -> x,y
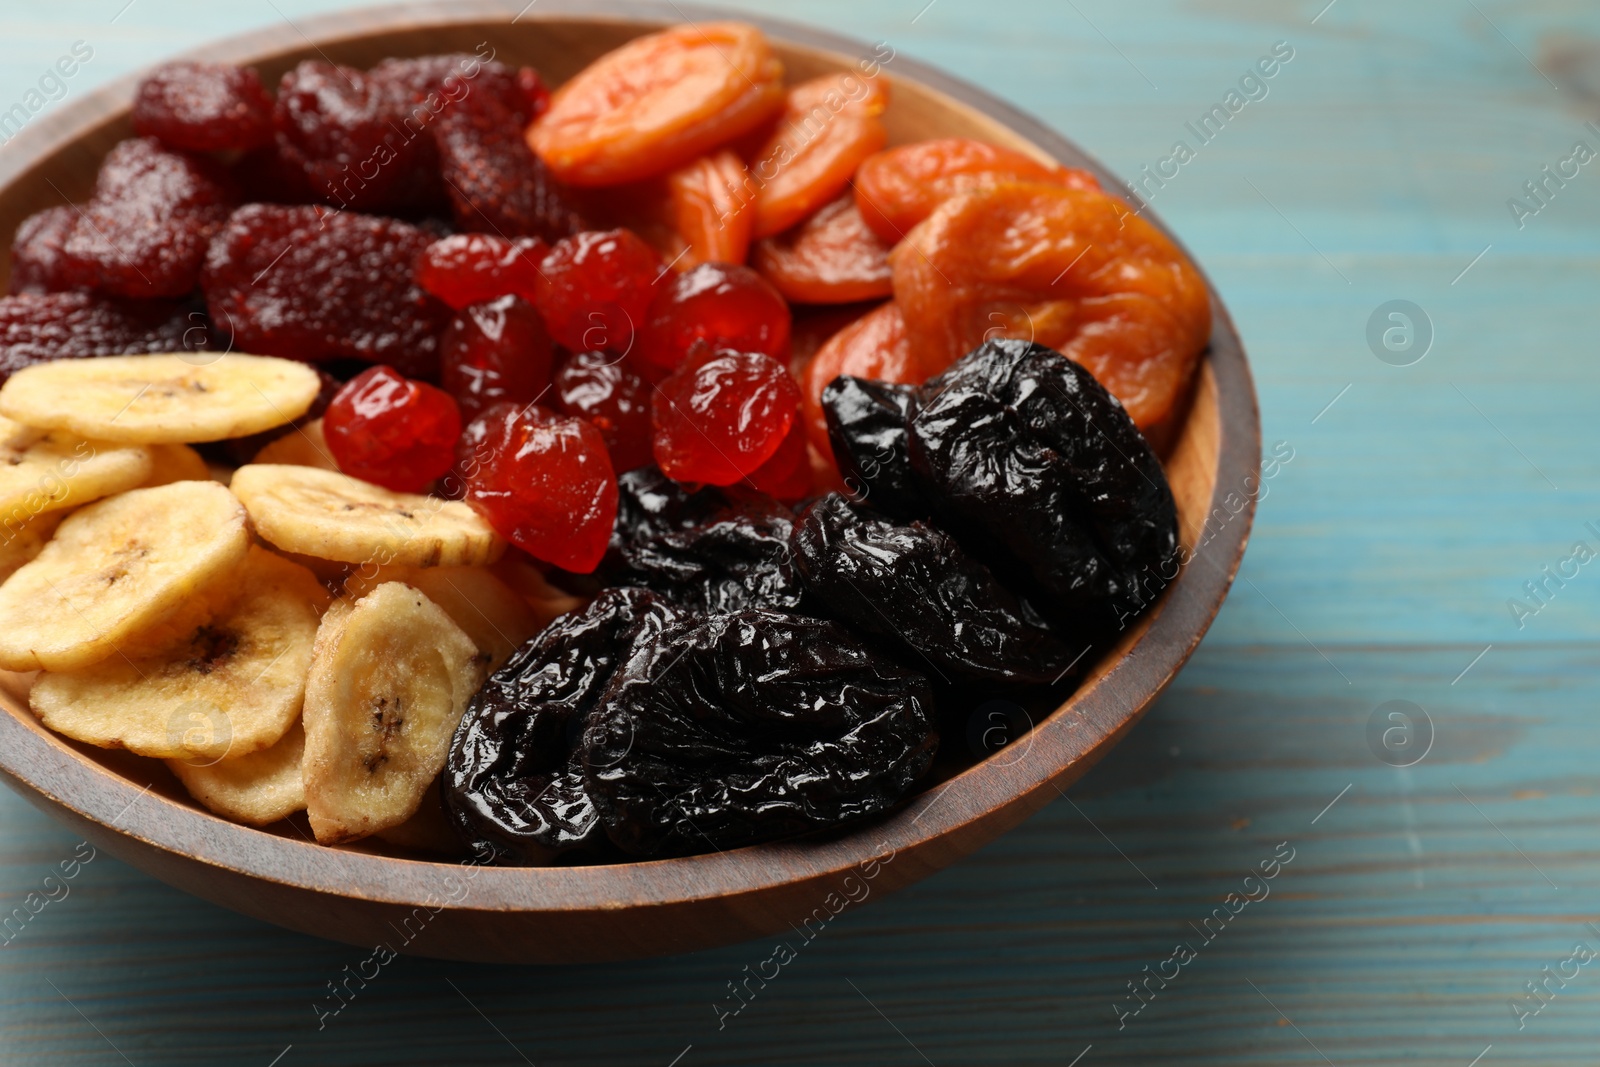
652,347 -> 800,485
554,349 -> 654,472
440,294 -> 554,423
132,61 -> 275,152
636,262 -> 790,372
534,229 -> 661,354
416,234 -> 548,309
744,417 -> 812,500
324,364 -> 462,493
461,404 -> 618,574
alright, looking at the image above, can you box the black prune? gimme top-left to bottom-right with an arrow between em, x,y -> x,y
792,493 -> 1081,686
443,587 -> 681,863
613,499 -> 805,614
609,466 -> 727,555
821,375 -> 922,517
907,338 -> 1179,638
583,609 -> 938,857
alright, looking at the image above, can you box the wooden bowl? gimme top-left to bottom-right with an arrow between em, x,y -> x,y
0,0 -> 1258,963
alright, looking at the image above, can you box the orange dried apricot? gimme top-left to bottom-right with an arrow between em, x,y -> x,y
664,150 -> 754,267
854,138 -> 1100,243
799,301 -> 920,457
752,191 -> 893,304
747,72 -> 889,239
527,23 -> 785,187
890,182 -> 1210,430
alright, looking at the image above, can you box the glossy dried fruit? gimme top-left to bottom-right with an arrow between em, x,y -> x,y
553,349 -> 653,472
747,72 -> 889,238
59,137 -> 235,299
800,300 -> 917,455
584,608 -> 938,857
441,295 -> 554,422
753,191 -> 893,304
607,466 -> 727,560
0,293 -> 204,383
907,338 -> 1179,639
324,365 -> 462,492
132,62 -> 275,152
652,347 -> 801,485
202,204 -> 450,377
663,149 -> 753,267
529,22 -> 786,187
744,416 -> 812,500
534,229 -> 661,355
462,404 -> 618,573
891,182 -> 1211,429
855,137 -> 1101,242
444,587 -> 682,862
415,233 -> 547,309
637,262 -> 790,372
10,206 -> 79,294
793,494 -> 1079,685
821,374 -> 922,516
612,499 -> 804,615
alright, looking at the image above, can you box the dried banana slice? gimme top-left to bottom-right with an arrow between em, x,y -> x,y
231,464 -> 504,569
302,582 -> 485,844
0,353 -> 321,444
343,565 -> 537,671
252,418 -> 338,471
139,443 -> 211,487
0,508 -> 64,585
0,481 -> 249,671
29,547 -> 326,758
0,415 -> 152,530
168,721 -> 307,827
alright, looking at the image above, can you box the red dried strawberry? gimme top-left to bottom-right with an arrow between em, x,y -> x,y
9,206 -> 78,294
132,62 -> 275,152
0,292 -> 206,383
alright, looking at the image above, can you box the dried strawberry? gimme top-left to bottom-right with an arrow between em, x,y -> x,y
202,204 -> 449,377
324,364 -> 462,492
10,206 -> 79,294
132,62 -> 275,152
440,294 -> 554,422
0,292 -> 205,383
554,349 -> 653,472
534,229 -> 661,354
415,233 -> 546,309
636,262 -> 790,372
652,347 -> 801,485
435,89 -> 587,241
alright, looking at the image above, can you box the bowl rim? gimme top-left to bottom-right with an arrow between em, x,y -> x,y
0,0 -> 1260,915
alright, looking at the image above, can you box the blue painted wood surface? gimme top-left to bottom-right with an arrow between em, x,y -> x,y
2,0 -> 1599,1063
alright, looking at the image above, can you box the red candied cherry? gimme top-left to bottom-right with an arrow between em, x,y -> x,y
652,347 -> 801,485
324,365 -> 462,493
415,233 -> 548,309
441,294 -> 554,422
554,350 -> 654,473
745,418 -> 812,500
533,229 -> 661,354
460,404 -> 618,573
636,262 -> 791,372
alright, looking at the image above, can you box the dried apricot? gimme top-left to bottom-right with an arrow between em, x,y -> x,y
747,72 -> 889,239
800,301 -> 919,456
890,182 -> 1210,429
854,138 -> 1100,243
664,150 -> 753,267
528,23 -> 785,187
753,191 -> 892,304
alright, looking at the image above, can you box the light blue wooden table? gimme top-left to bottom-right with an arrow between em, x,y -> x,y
2,0 -> 1599,1063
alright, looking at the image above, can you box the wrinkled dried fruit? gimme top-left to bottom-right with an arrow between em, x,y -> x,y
821,374 -> 922,516
663,149 -> 754,267
607,466 -> 727,560
10,206 -> 79,295
132,61 -> 275,152
800,300 -> 917,455
793,494 -> 1079,685
744,417 -> 812,500
202,204 -> 450,377
0,293 -> 204,383
529,22 -> 786,187
612,498 -> 804,614
753,191 -> 893,305
324,365 -> 462,492
553,349 -> 653,472
534,229 -> 661,354
584,608 -> 938,857
637,262 -> 790,372
415,233 -> 547,309
444,587 -> 681,862
441,295 -> 554,422
652,346 -> 801,485
891,182 -> 1210,429
748,72 -> 889,238
855,137 -> 1101,243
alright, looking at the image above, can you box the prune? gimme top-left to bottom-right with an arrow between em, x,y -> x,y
583,608 -> 938,857
445,587 -> 682,862
440,294 -> 554,422
528,22 -> 785,187
652,347 -> 800,485
612,500 -> 804,615
0,293 -> 204,383
131,62 -> 275,152
10,206 -> 78,294
799,301 -> 918,456
907,338 -> 1179,638
752,191 -> 893,305
59,137 -> 236,299
323,365 -> 461,492
747,72 -> 889,238
890,181 -> 1210,429
792,494 -> 1080,685
821,374 -> 922,517
608,466 -> 727,558
636,262 -> 790,372
553,349 -> 653,472
415,233 -> 546,309
202,204 -> 449,376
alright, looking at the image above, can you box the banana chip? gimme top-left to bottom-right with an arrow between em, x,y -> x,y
343,565 -> 537,671
139,443 -> 211,487
302,583 -> 485,845
252,418 -> 338,471
168,721 -> 307,827
0,415 -> 152,531
0,508 -> 64,585
30,547 -> 326,758
0,353 -> 321,444
231,464 -> 504,569
0,481 -> 249,671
